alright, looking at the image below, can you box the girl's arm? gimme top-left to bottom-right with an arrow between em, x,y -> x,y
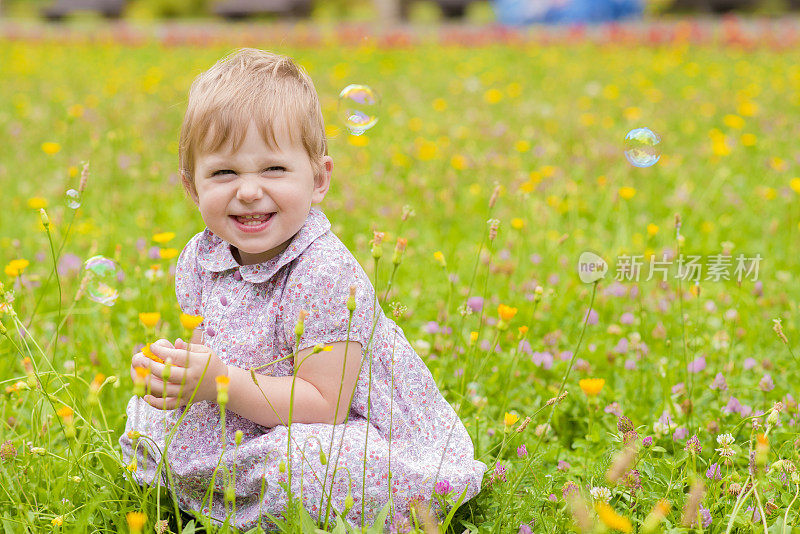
225,340 -> 362,428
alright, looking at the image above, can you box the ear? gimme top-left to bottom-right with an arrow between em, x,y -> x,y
181,169 -> 199,206
311,156 -> 333,204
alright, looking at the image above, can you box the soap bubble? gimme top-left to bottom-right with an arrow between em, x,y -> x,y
624,127 -> 661,168
65,189 -> 81,209
338,84 -> 379,136
83,256 -> 119,306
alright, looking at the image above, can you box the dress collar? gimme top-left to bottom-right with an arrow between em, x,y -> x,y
195,208 -> 331,283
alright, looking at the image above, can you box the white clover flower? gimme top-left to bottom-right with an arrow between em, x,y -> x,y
717,433 -> 735,447
589,486 -> 611,503
653,420 -> 669,436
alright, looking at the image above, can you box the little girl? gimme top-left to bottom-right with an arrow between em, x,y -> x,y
119,48 -> 486,530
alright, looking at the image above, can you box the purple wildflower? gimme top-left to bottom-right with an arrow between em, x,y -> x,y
672,383 -> 686,396
518,525 -> 533,534
747,506 -> 761,523
557,460 -> 571,471
642,436 -> 653,448
434,479 -> 452,495
624,359 -> 637,370
743,357 -> 757,370
724,397 -> 742,415
583,308 -> 598,325
562,481 -> 579,499
517,445 -> 528,458
685,434 -> 702,454
687,356 -> 706,373
531,351 -> 553,370
700,505 -> 712,528
467,296 -> 484,312
710,373 -> 728,391
706,463 -> 722,480
423,321 -> 440,334
759,374 -> 774,392
604,403 -> 622,417
57,253 -> 82,277
620,312 -> 635,324
673,427 -> 688,441
148,246 -> 161,259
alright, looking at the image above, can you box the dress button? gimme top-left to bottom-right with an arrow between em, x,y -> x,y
220,296 -> 228,307
233,269 -> 243,282
206,327 -> 216,337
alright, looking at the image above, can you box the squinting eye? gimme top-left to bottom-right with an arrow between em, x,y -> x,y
266,166 -> 286,172
212,170 -> 234,176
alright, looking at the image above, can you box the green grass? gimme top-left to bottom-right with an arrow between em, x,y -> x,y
1,28 -> 800,532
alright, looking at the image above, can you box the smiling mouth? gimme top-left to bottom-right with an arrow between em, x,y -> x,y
231,213 -> 274,226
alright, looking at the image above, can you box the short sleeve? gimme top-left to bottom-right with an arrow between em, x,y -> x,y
175,234 -> 204,316
280,241 -> 376,353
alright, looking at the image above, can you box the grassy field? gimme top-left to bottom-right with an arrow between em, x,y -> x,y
1,20 -> 800,532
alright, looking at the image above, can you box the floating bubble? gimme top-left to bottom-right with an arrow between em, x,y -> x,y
65,189 -> 81,209
624,127 -> 661,168
83,256 -> 119,306
337,84 -> 379,136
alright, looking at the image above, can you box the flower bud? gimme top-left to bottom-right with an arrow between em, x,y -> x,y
344,487 -> 354,511
392,238 -> 407,266
319,449 -> 327,465
39,208 -> 50,229
224,485 -> 235,503
294,310 -> 308,338
347,286 -> 357,312
235,430 -> 243,446
371,231 -> 384,259
278,460 -> 286,473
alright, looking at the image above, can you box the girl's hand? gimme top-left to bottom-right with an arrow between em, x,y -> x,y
143,339 -> 228,410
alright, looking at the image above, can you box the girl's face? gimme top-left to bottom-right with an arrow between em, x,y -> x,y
188,119 -> 332,265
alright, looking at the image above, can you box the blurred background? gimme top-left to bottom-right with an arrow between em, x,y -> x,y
2,0 -> 800,24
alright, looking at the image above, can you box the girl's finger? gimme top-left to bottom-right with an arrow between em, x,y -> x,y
146,376 -> 189,398
144,395 -> 180,411
147,361 -> 190,385
152,338 -> 175,349
149,343 -> 201,366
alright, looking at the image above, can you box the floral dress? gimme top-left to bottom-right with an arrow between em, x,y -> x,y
118,208 -> 486,531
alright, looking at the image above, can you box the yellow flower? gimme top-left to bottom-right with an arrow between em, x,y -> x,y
433,251 -> 446,268
483,88 -> 502,104
4,259 -> 29,278
497,304 -> 517,321
791,178 -> 800,194
138,312 -> 160,328
41,142 -> 61,155
510,218 -> 525,230
579,378 -> 605,397
723,114 -> 745,129
51,516 -> 63,527
741,133 -> 757,146
348,135 -> 369,147
179,313 -> 204,330
432,98 -> 447,111
134,367 -> 151,380
647,223 -> 659,236
151,231 -> 175,244
595,502 -> 632,533
142,344 -> 164,364
518,326 -> 529,337
216,375 -> 230,387
514,140 -> 531,152
618,186 -> 636,200
469,331 -> 479,345
56,406 -> 73,420
504,412 -> 519,426
126,511 -> 147,533
158,248 -> 178,259
450,154 -> 467,170
27,197 -> 48,209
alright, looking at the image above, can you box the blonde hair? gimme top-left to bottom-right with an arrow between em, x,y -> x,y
179,48 -> 327,198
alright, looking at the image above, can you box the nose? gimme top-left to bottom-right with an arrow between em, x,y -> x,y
235,174 -> 264,203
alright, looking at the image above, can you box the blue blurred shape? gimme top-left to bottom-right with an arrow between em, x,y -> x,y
493,0 -> 643,25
